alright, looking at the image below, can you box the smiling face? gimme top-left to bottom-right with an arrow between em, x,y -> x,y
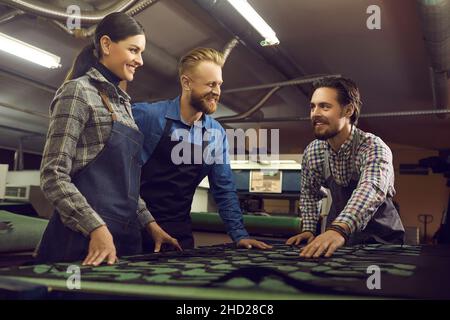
99,34 -> 146,82
183,61 -> 223,115
310,87 -> 352,140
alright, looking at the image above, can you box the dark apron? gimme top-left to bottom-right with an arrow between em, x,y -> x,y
36,89 -> 144,263
323,130 -> 405,245
140,119 -> 204,252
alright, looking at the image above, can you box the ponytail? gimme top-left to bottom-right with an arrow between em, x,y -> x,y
65,43 -> 98,81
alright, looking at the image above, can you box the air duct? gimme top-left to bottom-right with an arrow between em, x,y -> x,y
1,0 -> 139,24
417,0 -> 450,118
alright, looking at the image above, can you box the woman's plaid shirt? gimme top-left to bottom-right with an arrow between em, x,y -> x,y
40,68 -> 154,236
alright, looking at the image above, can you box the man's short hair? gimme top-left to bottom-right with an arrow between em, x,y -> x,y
178,47 -> 225,78
312,77 -> 362,125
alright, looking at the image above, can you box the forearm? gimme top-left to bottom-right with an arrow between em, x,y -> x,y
41,162 -> 105,236
210,164 -> 249,242
298,177 -> 323,234
335,144 -> 394,233
333,181 -> 386,233
137,196 -> 155,228
299,148 -> 325,234
299,199 -> 321,234
214,187 -> 249,241
218,207 -> 249,242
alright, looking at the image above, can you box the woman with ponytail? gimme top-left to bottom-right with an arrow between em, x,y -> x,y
37,12 -> 181,265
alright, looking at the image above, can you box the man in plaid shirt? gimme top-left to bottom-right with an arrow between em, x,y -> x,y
286,77 -> 404,258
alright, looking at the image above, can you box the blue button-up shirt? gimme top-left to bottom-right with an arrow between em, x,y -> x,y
132,97 -> 249,242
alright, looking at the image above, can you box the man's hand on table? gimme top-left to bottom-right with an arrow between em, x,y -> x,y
286,223 -> 350,258
237,238 -> 273,250
146,221 -> 182,252
299,229 -> 345,258
286,231 -> 315,246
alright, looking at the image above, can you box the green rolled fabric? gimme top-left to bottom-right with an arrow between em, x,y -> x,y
0,211 -> 48,253
191,212 -> 302,237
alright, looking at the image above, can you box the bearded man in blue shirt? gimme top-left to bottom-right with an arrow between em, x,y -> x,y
132,47 -> 271,252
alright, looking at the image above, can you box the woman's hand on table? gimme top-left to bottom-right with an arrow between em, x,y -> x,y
83,225 -> 117,266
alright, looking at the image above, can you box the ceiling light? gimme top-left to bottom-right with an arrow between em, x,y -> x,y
0,32 -> 61,69
227,0 -> 280,46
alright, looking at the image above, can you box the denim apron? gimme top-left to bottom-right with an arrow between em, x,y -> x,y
36,87 -> 144,263
140,119 -> 205,251
323,130 -> 405,245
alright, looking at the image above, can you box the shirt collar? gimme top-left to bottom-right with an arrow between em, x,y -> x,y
326,125 -> 356,156
165,96 -> 207,128
94,61 -> 121,87
86,67 -> 131,101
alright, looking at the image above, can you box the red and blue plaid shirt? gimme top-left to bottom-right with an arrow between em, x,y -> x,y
300,126 -> 396,234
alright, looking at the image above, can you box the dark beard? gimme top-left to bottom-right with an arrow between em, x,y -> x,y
311,113 -> 342,140
190,93 -> 218,115
313,127 -> 340,140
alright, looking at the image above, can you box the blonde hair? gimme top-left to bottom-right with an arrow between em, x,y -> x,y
178,47 -> 225,78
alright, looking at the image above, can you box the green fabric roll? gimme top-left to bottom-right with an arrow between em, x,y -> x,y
0,211 -> 48,253
0,210 -> 301,252
191,212 -> 302,236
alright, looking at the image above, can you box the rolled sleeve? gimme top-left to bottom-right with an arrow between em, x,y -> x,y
137,196 -> 155,228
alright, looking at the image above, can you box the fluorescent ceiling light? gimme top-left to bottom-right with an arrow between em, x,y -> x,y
227,0 -> 280,46
0,32 -> 61,69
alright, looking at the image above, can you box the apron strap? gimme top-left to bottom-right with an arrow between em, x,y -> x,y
99,91 -> 118,122
350,125 -> 360,180
162,118 -> 207,184
91,82 -> 118,122
323,147 -> 332,181
163,119 -> 174,136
